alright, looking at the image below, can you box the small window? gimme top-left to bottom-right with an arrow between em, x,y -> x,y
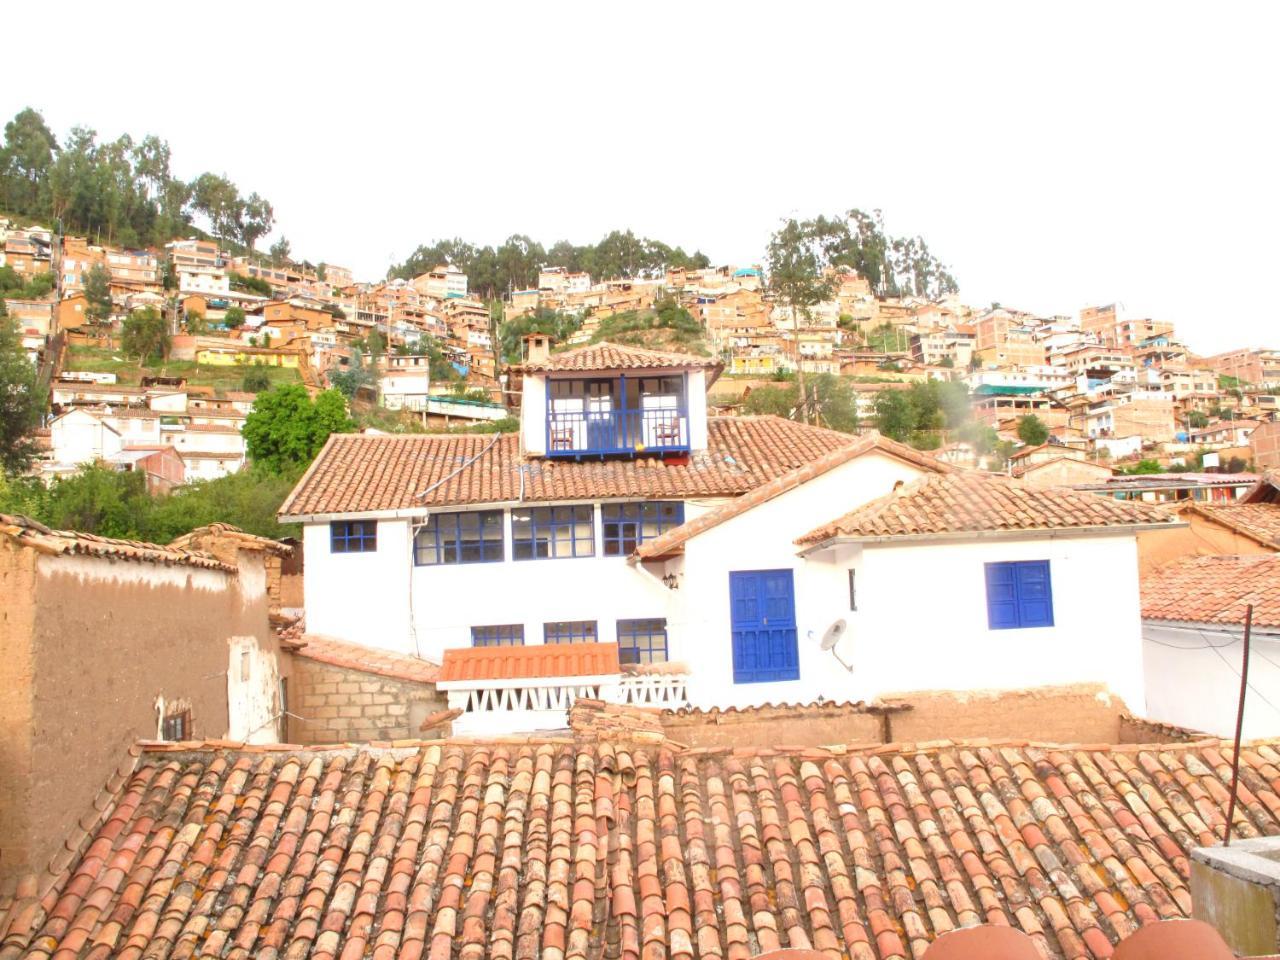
512,505 -> 595,560
472,624 -> 524,647
544,620 -> 598,644
617,618 -> 668,664
162,709 -> 191,741
330,520 -> 377,553
415,510 -> 504,565
985,560 -> 1054,629
601,501 -> 685,556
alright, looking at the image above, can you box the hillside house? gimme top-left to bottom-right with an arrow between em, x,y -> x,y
281,341 -> 1177,731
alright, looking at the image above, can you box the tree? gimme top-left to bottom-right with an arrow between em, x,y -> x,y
183,310 -> 208,335
243,384 -> 354,474
329,349 -> 379,400
269,236 -> 291,264
242,366 -> 272,392
37,466 -> 151,537
743,374 -> 857,433
190,172 -> 242,244
121,307 -> 169,366
766,216 -> 845,424
1186,410 -> 1209,429
1017,414 -> 1050,447
0,108 -> 58,215
0,312 -> 45,474
239,192 -> 274,255
223,305 -> 246,329
82,263 -> 114,332
874,390 -> 917,442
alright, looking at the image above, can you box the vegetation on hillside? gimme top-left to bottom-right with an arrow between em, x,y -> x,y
0,311 -> 44,473
588,299 -> 709,355
743,373 -> 858,433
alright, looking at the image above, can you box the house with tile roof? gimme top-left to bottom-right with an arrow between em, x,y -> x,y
1141,553 -> 1280,739
280,341 -> 1178,731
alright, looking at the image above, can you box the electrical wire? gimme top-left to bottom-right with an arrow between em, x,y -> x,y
1143,629 -> 1280,717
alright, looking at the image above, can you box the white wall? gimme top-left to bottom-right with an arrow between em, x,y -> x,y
806,534 -> 1147,711
51,412 -> 122,464
521,372 -> 548,454
1143,623 -> 1280,739
670,451 -> 932,708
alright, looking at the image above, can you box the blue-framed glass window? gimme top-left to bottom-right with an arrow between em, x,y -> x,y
985,560 -> 1054,629
512,505 -> 595,560
330,520 -> 377,553
415,510 -> 504,565
471,624 -> 525,646
602,501 -> 685,556
544,620 -> 598,643
617,618 -> 668,664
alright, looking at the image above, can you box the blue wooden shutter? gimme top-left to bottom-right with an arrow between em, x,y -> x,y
985,563 -> 1020,629
1015,561 -> 1054,627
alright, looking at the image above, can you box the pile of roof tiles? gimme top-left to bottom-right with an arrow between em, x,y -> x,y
3,736 -> 1280,959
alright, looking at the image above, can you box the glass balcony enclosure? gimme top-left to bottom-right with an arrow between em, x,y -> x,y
546,374 -> 689,457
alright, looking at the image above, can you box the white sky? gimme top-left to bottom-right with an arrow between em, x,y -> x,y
5,1 -> 1277,354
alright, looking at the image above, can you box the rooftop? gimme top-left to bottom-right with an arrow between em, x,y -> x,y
4,735 -> 1279,959
797,472 -> 1176,546
1185,502 -> 1280,549
439,641 -> 621,683
0,514 -> 234,573
279,416 -> 864,519
1141,554 -> 1280,629
517,340 -> 723,376
291,635 -> 441,683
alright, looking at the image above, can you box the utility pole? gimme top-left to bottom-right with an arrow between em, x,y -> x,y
1224,603 -> 1254,846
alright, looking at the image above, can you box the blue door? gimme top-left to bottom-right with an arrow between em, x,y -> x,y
729,569 -> 799,683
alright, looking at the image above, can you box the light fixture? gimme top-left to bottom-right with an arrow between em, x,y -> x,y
662,573 -> 679,590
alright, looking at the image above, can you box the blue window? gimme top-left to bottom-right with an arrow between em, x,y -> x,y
330,520 -> 377,553
602,501 -> 685,556
617,618 -> 668,664
512,505 -> 595,560
985,560 -> 1054,629
471,624 -> 525,646
544,620 -> 598,643
415,510 -> 504,565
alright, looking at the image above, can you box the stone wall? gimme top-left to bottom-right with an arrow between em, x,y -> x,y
287,657 -> 446,744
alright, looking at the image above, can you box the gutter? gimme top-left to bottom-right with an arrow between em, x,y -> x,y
795,521 -> 1188,556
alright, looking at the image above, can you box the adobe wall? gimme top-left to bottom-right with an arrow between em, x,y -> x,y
0,542 -> 38,884
18,556 -> 265,886
660,703 -> 886,750
1137,512 -> 1274,574
287,657 -> 446,744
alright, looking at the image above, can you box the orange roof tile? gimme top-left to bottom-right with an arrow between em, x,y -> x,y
279,416 -> 864,518
797,472 -> 1176,545
438,641 -> 621,683
518,340 -> 722,375
1183,502 -> 1280,549
633,431 -> 950,559
7,736 -> 1280,959
0,513 -> 235,573
1142,554 -> 1280,628
292,635 -> 440,683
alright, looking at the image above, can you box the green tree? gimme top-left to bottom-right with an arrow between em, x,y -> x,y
190,172 -> 242,244
184,310 -> 208,335
269,236 -> 291,264
39,466 -> 151,537
0,312 -> 45,474
121,307 -> 169,366
874,390 -> 916,442
742,374 -> 857,433
242,366 -> 272,392
328,349 -> 379,399
0,108 -> 58,215
243,384 -> 354,474
145,468 -> 300,540
1186,410 -> 1209,429
1120,459 -> 1163,475
238,192 -> 274,256
1016,414 -> 1050,447
82,263 -> 114,332
223,305 -> 246,329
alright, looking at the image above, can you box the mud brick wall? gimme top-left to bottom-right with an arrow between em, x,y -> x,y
287,657 -> 446,744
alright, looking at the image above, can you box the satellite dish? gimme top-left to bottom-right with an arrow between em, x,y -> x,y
820,619 -> 847,650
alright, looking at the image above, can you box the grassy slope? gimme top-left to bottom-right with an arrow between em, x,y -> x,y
63,343 -> 301,394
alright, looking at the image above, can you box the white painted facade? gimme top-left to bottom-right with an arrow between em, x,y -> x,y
1143,622 -> 1280,739
50,409 -> 124,464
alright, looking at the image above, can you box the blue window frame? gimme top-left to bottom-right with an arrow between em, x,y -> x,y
985,560 -> 1054,629
544,620 -> 598,643
471,624 -> 525,647
512,505 -> 595,560
415,510 -> 504,565
330,520 -> 376,553
602,501 -> 685,556
617,618 -> 668,664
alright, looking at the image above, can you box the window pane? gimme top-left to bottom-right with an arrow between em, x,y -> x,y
617,618 -> 668,663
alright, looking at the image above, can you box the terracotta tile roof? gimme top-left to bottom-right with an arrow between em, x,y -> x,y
797,472 -> 1176,546
518,340 -> 722,375
292,635 -> 441,683
6,736 -> 1280,960
0,514 -> 235,573
1141,554 -> 1280,628
1243,470 -> 1280,504
438,641 -> 622,683
279,416 -> 863,519
633,432 -> 951,559
1184,502 -> 1280,548
168,522 -> 293,556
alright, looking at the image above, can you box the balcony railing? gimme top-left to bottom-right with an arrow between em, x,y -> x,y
547,406 -> 689,456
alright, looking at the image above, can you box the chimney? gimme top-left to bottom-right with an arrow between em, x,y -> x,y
523,333 -> 551,364
1191,837 -> 1280,957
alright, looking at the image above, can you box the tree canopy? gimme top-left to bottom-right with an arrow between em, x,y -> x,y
243,384 -> 355,475
0,311 -> 45,474
1017,414 -> 1050,446
0,106 -> 276,253
744,373 -> 858,433
388,230 -> 711,300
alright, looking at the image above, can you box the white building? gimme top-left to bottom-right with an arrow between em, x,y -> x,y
280,340 -> 1177,732
415,264 -> 468,300
1142,553 -> 1280,739
378,354 -> 431,411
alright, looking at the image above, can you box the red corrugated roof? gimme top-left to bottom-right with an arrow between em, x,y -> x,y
438,642 -> 621,683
